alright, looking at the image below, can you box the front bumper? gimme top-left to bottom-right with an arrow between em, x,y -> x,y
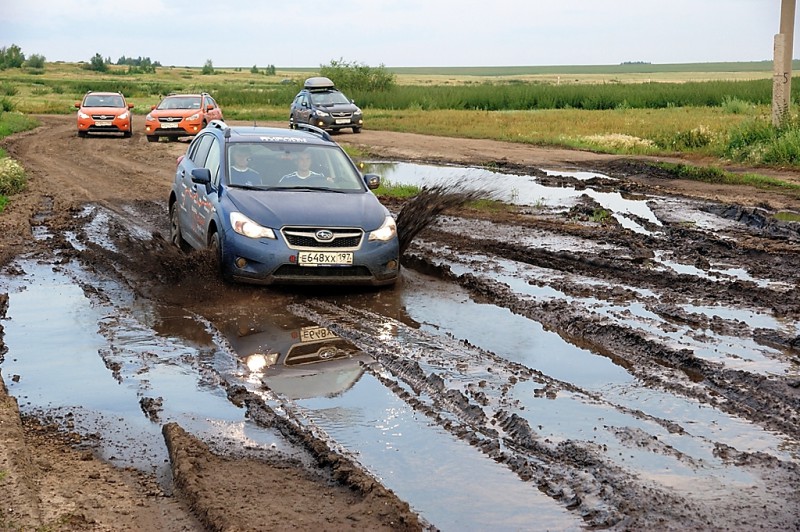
223,229 -> 399,286
145,119 -> 204,137
311,114 -> 363,131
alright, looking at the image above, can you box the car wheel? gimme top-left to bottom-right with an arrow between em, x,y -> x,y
78,131 -> 87,138
289,115 -> 296,129
352,126 -> 362,134
123,129 -> 132,138
210,231 -> 233,283
146,135 -> 158,143
169,203 -> 191,252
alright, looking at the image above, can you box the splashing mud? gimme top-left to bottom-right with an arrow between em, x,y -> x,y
395,182 -> 496,255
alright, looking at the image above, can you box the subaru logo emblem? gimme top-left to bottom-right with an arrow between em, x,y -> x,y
317,347 -> 337,360
315,230 -> 334,241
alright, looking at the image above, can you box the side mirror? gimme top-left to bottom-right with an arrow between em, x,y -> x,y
128,103 -> 135,109
74,102 -> 81,108
191,167 -> 212,185
207,104 -> 215,110
151,104 -> 157,111
364,174 -> 380,190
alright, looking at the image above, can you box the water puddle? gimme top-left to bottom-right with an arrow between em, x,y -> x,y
366,160 -> 662,233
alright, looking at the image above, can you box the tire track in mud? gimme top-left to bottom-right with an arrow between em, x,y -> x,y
284,300 -> 724,528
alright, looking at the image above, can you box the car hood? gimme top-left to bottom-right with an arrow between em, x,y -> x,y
226,189 -> 388,230
150,109 -> 197,117
80,106 -> 127,115
319,102 -> 360,112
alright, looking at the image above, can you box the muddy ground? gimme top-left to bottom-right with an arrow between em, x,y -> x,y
1,115 -> 799,530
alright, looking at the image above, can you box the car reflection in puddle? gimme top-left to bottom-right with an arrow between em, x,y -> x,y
223,317 -> 376,400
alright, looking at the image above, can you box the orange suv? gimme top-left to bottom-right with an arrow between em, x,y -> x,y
144,92 -> 223,142
75,91 -> 134,138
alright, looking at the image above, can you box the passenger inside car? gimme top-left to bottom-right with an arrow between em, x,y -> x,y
229,147 -> 261,186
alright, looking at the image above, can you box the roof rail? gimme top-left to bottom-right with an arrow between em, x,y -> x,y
207,119 -> 231,137
295,123 -> 332,142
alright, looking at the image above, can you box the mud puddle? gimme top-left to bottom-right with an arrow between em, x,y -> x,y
2,158 -> 800,529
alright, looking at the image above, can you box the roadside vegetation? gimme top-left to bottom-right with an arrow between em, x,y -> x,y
0,111 -> 36,212
2,45 -> 800,197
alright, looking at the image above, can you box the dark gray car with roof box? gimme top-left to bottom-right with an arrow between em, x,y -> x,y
289,77 -> 363,134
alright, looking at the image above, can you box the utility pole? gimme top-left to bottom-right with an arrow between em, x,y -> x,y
773,0 -> 796,126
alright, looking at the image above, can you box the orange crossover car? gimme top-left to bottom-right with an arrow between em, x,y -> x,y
144,92 -> 223,142
75,91 -> 134,138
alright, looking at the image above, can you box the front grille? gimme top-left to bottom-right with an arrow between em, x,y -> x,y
158,116 -> 183,123
91,114 -> 116,120
282,227 -> 363,250
273,265 -> 372,279
331,112 -> 352,118
285,340 -> 358,366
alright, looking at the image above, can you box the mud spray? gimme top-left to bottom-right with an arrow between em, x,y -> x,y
395,181 -> 496,256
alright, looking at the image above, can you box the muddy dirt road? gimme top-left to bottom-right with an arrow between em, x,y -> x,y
1,115 -> 799,530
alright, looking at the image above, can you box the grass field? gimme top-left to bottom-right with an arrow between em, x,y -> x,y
2,60 -> 800,172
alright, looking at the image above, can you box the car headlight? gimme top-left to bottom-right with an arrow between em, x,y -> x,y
230,212 -> 276,239
186,112 -> 200,121
118,111 -> 129,120
368,216 -> 397,242
145,113 -> 153,121
354,109 -> 362,115
314,110 -> 329,117
78,111 -> 90,119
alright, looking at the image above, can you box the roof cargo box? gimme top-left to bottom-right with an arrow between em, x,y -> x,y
303,76 -> 336,91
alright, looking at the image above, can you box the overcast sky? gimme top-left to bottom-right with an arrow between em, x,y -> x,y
0,1 -> 793,68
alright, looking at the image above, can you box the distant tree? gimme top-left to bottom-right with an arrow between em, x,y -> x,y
266,64 -> 276,76
85,53 -> 108,72
24,54 -> 46,70
202,59 -> 214,75
0,44 -> 25,69
319,58 -> 395,91
250,64 -> 259,74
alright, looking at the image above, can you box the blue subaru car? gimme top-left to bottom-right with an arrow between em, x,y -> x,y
168,121 -> 399,286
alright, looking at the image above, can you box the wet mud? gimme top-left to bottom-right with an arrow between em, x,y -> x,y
1,117 -> 800,530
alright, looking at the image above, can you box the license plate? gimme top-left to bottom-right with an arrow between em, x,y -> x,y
299,326 -> 338,342
297,251 -> 353,266
95,120 -> 112,126
335,118 -> 350,124
161,122 -> 180,128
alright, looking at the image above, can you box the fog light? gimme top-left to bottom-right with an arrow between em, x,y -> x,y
386,259 -> 398,270
235,257 -> 247,268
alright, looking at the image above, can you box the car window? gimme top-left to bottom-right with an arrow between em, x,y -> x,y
205,137 -> 221,184
159,96 -> 201,110
190,133 -> 215,167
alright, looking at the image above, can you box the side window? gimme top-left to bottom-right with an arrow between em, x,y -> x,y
204,137 -> 221,185
191,133 -> 214,167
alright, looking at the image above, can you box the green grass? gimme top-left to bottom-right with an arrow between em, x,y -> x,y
652,162 -> 800,196
375,179 -> 421,199
0,111 -> 37,212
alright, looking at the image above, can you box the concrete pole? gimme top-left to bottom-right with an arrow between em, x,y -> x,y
773,0 -> 796,126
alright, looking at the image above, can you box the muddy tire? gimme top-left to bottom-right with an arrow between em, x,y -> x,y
353,126 -> 362,134
169,204 -> 191,252
210,231 -> 233,283
146,135 -> 158,143
78,130 -> 87,138
289,115 -> 296,129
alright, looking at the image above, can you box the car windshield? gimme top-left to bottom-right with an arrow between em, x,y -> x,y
158,96 -> 201,110
310,91 -> 352,106
226,143 -> 366,192
83,95 -> 124,107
